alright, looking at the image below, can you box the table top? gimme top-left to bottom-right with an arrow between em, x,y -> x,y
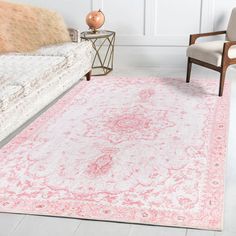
81,30 -> 115,39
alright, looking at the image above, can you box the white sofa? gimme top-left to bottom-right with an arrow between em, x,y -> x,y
0,29 -> 92,141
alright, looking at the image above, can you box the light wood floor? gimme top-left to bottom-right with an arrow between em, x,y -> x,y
0,67 -> 236,236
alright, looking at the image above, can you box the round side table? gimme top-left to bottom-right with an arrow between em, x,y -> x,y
81,30 -> 115,76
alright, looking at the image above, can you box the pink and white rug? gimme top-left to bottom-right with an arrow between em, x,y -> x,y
0,77 -> 230,230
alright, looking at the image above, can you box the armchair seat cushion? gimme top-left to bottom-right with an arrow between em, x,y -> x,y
187,40 -> 236,66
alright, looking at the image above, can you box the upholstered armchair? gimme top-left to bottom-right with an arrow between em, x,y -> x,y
186,8 -> 236,96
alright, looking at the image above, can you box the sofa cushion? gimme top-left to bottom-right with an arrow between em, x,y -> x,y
187,40 -> 236,66
35,41 -> 92,66
0,1 -> 71,53
36,42 -> 82,56
7,41 -> 92,67
0,55 -> 66,111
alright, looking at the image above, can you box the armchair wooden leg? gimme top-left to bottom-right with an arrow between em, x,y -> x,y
85,70 -> 92,81
186,58 -> 192,83
219,68 -> 227,97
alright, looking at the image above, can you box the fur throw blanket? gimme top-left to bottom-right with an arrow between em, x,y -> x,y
0,1 -> 71,53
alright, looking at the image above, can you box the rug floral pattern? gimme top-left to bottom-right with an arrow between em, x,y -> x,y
0,77 -> 230,230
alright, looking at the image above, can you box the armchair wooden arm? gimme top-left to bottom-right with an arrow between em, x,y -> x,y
223,41 -> 236,65
189,31 -> 227,45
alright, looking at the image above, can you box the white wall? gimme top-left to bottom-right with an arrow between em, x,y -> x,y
10,0 -> 236,68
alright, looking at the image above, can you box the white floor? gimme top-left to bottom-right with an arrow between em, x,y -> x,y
0,66 -> 236,236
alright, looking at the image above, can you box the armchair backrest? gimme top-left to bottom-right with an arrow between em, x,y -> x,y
227,7 -> 236,41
